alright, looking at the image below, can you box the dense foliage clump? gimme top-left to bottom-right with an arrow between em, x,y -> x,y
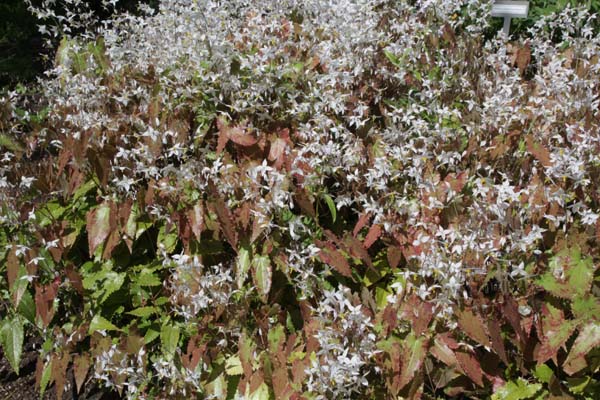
1,0 -> 600,398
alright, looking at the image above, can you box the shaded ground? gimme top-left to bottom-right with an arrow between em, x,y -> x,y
0,336 -> 119,400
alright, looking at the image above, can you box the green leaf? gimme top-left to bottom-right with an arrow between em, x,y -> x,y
537,247 -> 594,299
246,382 -> 270,400
492,378 -> 542,400
566,376 -> 591,394
72,179 -> 96,202
225,355 -> 243,376
144,328 -> 160,344
158,224 -> 178,253
268,324 -> 285,354
98,271 -> 125,304
322,193 -> 336,223
384,50 -> 402,67
11,265 -> 29,308
533,364 -> 554,384
571,295 -> 600,322
88,315 -> 120,334
39,358 -> 53,398
0,133 -> 23,153
161,324 -> 180,357
252,255 -> 272,303
17,290 -> 36,324
0,316 -> 24,375
127,306 -> 159,318
135,272 -> 162,287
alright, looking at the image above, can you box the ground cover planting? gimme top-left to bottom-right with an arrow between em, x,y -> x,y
1,0 -> 600,398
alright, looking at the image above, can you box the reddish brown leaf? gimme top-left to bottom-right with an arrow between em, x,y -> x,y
382,304 -> 398,334
6,245 -> 18,292
456,309 -> 490,347
445,170 -> 468,194
413,302 -> 434,336
187,203 -> 204,241
353,212 -> 371,237
228,126 -> 257,147
431,334 -> 459,367
526,135 -> 551,167
387,246 -> 402,269
35,356 -> 45,389
343,234 -> 374,271
317,245 -> 353,278
488,319 -> 509,365
86,202 -> 112,256
117,198 -> 132,227
217,116 -> 257,148
65,265 -> 84,295
236,202 -> 251,230
210,186 -> 238,250
51,352 -> 70,400
269,138 -> 287,162
182,337 -> 205,371
502,296 -> 525,344
35,282 -> 59,327
216,117 -> 230,154
73,353 -> 90,394
456,351 -> 484,387
515,43 -> 531,74
272,367 -> 293,399
364,224 -> 382,249
102,229 -> 121,260
293,188 -> 315,218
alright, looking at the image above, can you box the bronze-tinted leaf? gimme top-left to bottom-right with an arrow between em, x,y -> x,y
228,126 -> 257,147
268,138 -> 287,162
353,212 -> 371,237
86,202 -> 112,257
187,202 -> 204,241
293,188 -> 315,218
212,192 -> 238,250
456,351 -> 484,387
525,135 -> 551,167
343,234 -> 374,271
563,323 -> 600,375
316,242 -> 353,278
488,319 -> 508,365
456,308 -> 490,347
6,244 -> 18,292
387,246 -> 402,269
51,352 -> 70,400
398,332 -> 428,390
515,43 -> 531,74
364,224 -> 382,249
535,302 -> 577,364
431,334 -> 458,367
216,116 -> 256,149
73,353 -> 90,394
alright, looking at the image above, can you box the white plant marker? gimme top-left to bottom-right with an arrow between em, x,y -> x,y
491,1 -> 530,36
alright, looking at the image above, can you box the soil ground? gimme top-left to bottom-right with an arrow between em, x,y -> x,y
0,336 -> 119,400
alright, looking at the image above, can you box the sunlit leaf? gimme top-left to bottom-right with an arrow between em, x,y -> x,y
0,316 -> 24,375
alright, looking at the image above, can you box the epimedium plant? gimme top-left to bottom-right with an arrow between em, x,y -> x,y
1,0 -> 600,399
